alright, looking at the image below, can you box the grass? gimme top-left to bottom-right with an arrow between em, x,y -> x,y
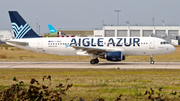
0,69 -> 180,100
0,44 -> 180,62
0,44 -> 180,100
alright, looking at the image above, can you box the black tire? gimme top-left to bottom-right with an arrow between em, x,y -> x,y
94,59 -> 99,64
90,59 -> 96,64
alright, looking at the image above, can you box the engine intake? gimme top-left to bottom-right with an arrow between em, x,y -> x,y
106,51 -> 122,61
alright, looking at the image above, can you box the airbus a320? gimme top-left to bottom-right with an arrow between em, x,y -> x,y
6,11 -> 175,64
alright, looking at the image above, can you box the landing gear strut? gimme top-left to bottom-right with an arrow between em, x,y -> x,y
90,58 -> 99,64
150,55 -> 154,64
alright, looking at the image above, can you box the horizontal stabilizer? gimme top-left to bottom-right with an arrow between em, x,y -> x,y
6,40 -> 28,46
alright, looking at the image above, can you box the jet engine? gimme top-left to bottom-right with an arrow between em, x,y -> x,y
105,51 -> 122,61
98,51 -> 126,61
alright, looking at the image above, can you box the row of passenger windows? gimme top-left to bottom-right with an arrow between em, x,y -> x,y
48,42 -> 148,45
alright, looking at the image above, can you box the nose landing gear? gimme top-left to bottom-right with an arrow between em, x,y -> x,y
150,55 -> 154,64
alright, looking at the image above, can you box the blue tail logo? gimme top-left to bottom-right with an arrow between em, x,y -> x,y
48,24 -> 57,34
12,23 -> 31,39
9,11 -> 40,39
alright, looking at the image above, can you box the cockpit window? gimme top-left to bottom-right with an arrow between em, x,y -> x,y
160,41 -> 169,45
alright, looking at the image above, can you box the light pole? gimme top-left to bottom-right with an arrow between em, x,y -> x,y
39,25 -> 40,34
152,17 -> 155,26
36,13 -> 38,33
126,21 -> 130,37
115,10 -> 121,26
126,21 -> 130,26
102,19 -> 104,26
161,20 -> 166,26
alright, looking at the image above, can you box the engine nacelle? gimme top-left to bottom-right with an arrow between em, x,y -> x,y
106,51 -> 122,61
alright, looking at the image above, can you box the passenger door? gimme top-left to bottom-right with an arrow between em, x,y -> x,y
149,39 -> 155,49
37,39 -> 43,49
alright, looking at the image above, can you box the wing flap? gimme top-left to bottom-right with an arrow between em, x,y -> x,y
71,46 -> 126,55
72,46 -> 106,54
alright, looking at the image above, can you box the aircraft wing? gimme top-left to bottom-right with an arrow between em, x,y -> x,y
72,46 -> 106,54
71,46 -> 124,55
6,40 -> 28,46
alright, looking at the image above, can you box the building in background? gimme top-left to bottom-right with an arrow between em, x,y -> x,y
94,26 -> 180,45
57,26 -> 180,45
0,30 -> 14,44
57,30 -> 94,37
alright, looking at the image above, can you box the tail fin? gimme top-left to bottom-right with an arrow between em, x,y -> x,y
48,24 -> 57,34
8,11 -> 40,39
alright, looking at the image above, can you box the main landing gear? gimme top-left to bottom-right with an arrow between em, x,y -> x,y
90,58 -> 99,64
90,54 -> 99,64
150,55 -> 154,64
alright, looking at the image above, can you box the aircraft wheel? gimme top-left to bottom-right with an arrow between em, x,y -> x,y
90,59 -> 96,64
150,61 -> 154,64
150,55 -> 154,64
95,58 -> 99,64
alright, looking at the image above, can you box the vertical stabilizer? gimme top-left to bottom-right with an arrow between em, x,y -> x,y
8,11 -> 40,39
48,24 -> 57,34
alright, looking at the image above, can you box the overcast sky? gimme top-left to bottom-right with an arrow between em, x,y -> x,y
1,0 -> 180,33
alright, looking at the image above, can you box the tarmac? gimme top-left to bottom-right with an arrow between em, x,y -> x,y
0,62 -> 179,69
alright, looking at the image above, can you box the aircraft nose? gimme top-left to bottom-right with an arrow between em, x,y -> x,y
170,45 -> 175,53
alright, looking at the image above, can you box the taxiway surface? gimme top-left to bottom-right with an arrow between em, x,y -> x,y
0,62 -> 179,69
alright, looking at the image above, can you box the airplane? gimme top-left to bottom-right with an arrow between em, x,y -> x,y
48,24 -> 75,37
48,24 -> 57,34
6,11 -> 175,64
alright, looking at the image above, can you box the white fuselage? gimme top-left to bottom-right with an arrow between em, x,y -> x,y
6,37 -> 175,57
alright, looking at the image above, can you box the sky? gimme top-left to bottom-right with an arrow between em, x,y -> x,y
0,0 -> 180,34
